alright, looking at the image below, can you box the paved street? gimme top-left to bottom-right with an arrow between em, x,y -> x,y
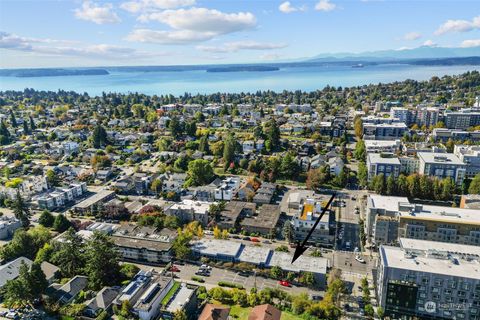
134,262 -> 325,296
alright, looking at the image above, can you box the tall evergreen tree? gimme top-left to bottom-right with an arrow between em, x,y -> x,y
9,109 -> 17,127
92,123 -> 108,148
13,190 -> 30,228
29,116 -> 36,131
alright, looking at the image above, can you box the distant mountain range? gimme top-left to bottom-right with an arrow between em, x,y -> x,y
307,45 -> 480,62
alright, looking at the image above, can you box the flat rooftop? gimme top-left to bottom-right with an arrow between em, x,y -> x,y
399,238 -> 480,257
398,203 -> 480,224
112,236 -> 173,252
380,245 -> 480,280
365,140 -> 400,148
74,190 -> 115,209
367,153 -> 401,165
368,194 -> 409,212
191,239 -> 243,258
237,245 -> 272,265
266,251 -> 328,274
417,152 -> 464,165
165,283 -> 195,313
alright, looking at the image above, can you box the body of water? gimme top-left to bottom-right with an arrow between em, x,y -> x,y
0,64 -> 478,96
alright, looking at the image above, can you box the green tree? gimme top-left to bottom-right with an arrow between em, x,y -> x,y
84,232 -> 121,290
9,109 -> 17,127
173,310 -> 188,320
282,220 -> 293,242
198,135 -> 210,154
23,120 -> 30,135
46,169 -> 60,187
51,228 -> 85,277
150,179 -> 163,194
169,116 -> 183,139
29,116 -> 36,131
354,139 -> 366,161
53,214 -> 72,232
223,134 -> 236,169
407,174 -> 421,198
38,210 -> 55,227
442,178 -> 456,201
270,266 -> 283,279
186,159 -> 214,186
2,261 -> 47,307
469,174 -> 480,194
280,152 -> 300,180
0,120 -> 11,145
372,174 -> 385,195
265,119 -> 280,152
13,189 -> 30,228
0,227 -> 51,261
354,117 -> 363,138
386,174 -> 396,195
92,123 -> 108,148
357,162 -> 368,188
172,230 -> 192,260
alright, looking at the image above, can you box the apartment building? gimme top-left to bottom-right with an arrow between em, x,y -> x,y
377,238 -> 480,320
445,108 -> 480,130
454,145 -> 480,178
418,152 -> 466,185
367,153 -> 401,181
366,195 -> 480,247
291,198 -> 335,247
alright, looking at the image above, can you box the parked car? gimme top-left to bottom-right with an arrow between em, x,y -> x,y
355,256 -> 366,263
242,236 -> 251,241
238,271 -> 250,277
278,280 -> 291,287
251,238 -> 260,242
169,265 -> 180,272
262,240 -> 271,244
204,230 -> 214,236
200,264 -> 212,270
230,235 -> 240,239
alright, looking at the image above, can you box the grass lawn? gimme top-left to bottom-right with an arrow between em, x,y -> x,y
280,311 -> 304,320
161,281 -> 181,306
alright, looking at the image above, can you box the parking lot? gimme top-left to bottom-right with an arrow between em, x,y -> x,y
169,263 -> 324,296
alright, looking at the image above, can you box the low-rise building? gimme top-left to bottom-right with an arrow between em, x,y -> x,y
240,204 -> 280,236
364,139 -> 401,153
0,216 -> 21,240
165,199 -> 212,226
73,189 -> 115,215
291,198 -> 335,247
217,201 -> 256,230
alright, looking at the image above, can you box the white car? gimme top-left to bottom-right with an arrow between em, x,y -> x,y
355,255 -> 366,263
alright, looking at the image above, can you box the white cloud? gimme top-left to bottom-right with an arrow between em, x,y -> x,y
423,39 -> 436,47
120,0 -> 195,13
403,32 -> 422,41
315,0 -> 336,12
0,31 -> 154,59
461,39 -> 480,48
279,1 -> 306,13
127,7 -> 257,44
435,15 -> 480,35
197,41 -> 288,53
74,1 -> 121,24
125,29 -> 215,44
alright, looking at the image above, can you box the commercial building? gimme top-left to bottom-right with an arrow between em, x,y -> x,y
377,238 -> 480,320
418,152 -> 466,185
217,201 -> 256,231
367,153 -> 402,181
35,182 -> 87,211
191,239 -> 328,287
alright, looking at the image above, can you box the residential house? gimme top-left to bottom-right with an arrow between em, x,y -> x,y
84,287 -> 121,318
53,275 -> 89,304
248,304 -> 281,320
199,304 -> 231,320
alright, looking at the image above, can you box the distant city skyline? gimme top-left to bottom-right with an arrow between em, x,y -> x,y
0,0 -> 479,68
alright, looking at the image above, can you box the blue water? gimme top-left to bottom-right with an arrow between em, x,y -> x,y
0,64 -> 478,96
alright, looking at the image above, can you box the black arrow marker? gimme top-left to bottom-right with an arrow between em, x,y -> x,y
291,193 -> 336,264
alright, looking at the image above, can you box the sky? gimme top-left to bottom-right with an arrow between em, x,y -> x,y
0,0 -> 479,68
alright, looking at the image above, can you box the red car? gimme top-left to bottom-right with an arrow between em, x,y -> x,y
251,238 -> 260,242
278,280 -> 291,287
169,266 -> 180,272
